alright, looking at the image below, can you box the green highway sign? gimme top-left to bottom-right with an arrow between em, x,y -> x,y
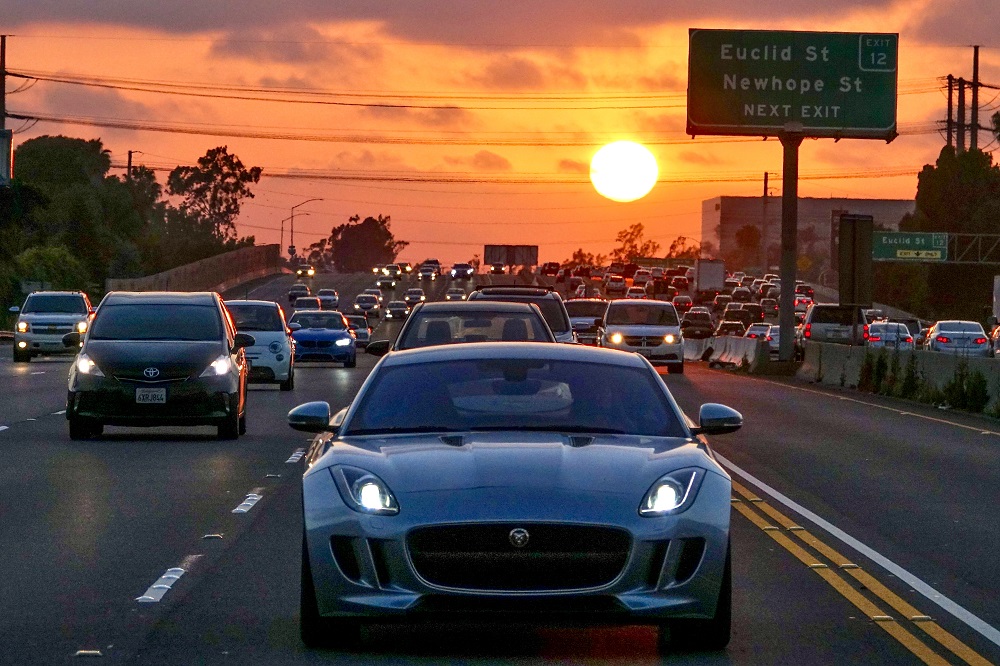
687,30 -> 898,139
872,232 -> 948,261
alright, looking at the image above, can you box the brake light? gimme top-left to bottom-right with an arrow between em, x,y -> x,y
863,324 -> 869,340
868,335 -> 881,341
903,337 -> 913,343
936,335 -> 951,343
748,333 -> 758,338
974,337 -> 988,345
766,335 -> 773,341
803,323 -> 811,338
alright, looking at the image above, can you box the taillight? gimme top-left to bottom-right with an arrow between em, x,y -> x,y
868,335 -> 881,341
936,335 -> 951,343
766,335 -> 773,341
803,323 -> 811,338
903,337 -> 913,343
974,337 -> 988,345
863,324 -> 869,340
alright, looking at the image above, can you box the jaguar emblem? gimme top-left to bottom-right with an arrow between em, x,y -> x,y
508,528 -> 530,548
143,367 -> 160,379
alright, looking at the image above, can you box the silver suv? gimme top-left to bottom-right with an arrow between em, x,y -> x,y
10,291 -> 93,363
800,303 -> 869,346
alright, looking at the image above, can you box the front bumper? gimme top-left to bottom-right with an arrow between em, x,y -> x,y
602,340 -> 684,366
14,332 -> 79,356
303,471 -> 731,624
245,346 -> 292,383
67,373 -> 239,426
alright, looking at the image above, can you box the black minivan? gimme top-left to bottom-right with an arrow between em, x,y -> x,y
63,292 -> 254,440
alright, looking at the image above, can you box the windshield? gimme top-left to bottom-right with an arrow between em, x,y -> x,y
397,312 -> 552,349
90,304 -> 222,341
356,295 -> 378,304
344,359 -> 685,437
22,294 -> 88,314
344,316 -> 368,329
939,321 -> 984,333
565,301 -> 609,318
472,295 -> 570,334
226,304 -> 284,332
606,303 -> 679,326
289,312 -> 346,330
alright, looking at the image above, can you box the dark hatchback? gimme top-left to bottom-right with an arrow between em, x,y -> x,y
63,292 -> 254,440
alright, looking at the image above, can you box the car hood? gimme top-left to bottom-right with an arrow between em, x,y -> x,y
604,324 -> 681,335
83,340 -> 223,379
312,432 -> 715,496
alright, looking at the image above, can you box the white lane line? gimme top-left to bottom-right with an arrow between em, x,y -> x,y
232,487 -> 265,514
717,452 -> 1000,648
52,410 -> 66,415
285,448 -> 306,464
30,371 -> 45,375
135,554 -> 202,603
0,426 -> 8,432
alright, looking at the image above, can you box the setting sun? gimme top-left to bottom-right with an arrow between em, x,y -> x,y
590,141 -> 660,203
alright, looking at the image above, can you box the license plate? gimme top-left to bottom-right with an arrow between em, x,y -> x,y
636,348 -> 652,357
136,388 -> 166,404
830,330 -> 847,339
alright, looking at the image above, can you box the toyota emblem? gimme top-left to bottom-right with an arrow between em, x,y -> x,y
143,367 -> 160,379
509,528 -> 530,549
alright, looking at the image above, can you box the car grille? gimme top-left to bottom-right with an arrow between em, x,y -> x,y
31,322 -> 77,334
407,523 -> 630,591
297,340 -> 333,349
623,335 -> 664,347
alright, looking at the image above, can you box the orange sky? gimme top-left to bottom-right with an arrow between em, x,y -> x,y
5,0 -> 999,265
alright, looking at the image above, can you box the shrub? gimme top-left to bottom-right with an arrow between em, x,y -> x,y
857,349 -> 875,392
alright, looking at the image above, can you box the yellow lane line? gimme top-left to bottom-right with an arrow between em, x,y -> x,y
732,502 -> 950,665
732,482 -> 992,666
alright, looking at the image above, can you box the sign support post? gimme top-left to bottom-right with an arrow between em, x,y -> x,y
778,131 -> 802,361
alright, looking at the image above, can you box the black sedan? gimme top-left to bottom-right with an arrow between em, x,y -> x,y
63,292 -> 253,440
290,342 -> 742,652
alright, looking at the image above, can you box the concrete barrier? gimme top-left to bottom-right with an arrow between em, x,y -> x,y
683,338 -> 712,361
797,341 -> 1000,405
705,336 -> 767,369
105,244 -> 281,294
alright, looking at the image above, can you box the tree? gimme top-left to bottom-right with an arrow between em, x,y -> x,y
664,236 -> 700,259
611,223 -> 660,262
318,214 -> 408,272
167,146 -> 262,243
563,247 -> 607,268
13,136 -> 111,197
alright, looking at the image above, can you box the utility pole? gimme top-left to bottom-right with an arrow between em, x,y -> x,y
971,46 -> 980,151
947,74 -> 954,148
127,150 -> 134,181
957,78 -> 966,154
1,35 -> 6,131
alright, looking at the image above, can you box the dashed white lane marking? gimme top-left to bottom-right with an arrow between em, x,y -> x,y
232,487 -> 265,514
135,554 -> 202,603
0,426 -> 8,432
285,448 -> 306,464
52,410 -> 66,415
30,371 -> 45,375
717,453 -> 1000,649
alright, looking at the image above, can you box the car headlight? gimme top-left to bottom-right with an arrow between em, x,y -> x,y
639,468 -> 705,516
76,353 -> 104,377
335,338 -> 352,346
664,333 -> 677,344
609,332 -> 623,344
354,304 -> 361,309
76,321 -> 89,333
16,321 -> 28,333
200,354 -> 232,377
332,466 -> 399,515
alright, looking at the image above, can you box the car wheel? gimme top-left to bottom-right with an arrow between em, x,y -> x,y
300,533 -> 361,649
669,362 -> 685,375
659,540 -> 731,653
238,411 -> 247,436
218,408 -> 240,440
345,355 -> 357,369
280,370 -> 295,391
68,416 -> 96,440
13,347 -> 30,363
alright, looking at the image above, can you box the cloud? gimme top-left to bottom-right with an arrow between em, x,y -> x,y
41,84 -> 155,119
5,2 -> 911,48
558,158 -> 589,173
211,26 -> 381,65
634,112 -> 686,133
906,0 -> 1000,46
677,150 -> 726,165
361,105 -> 473,127
444,150 -> 512,171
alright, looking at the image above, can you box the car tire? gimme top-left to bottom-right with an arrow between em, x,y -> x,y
300,533 -> 361,650
345,355 -> 356,369
659,540 -> 731,653
669,362 -> 685,375
69,416 -> 97,440
13,347 -> 30,363
280,370 -> 294,391
238,411 -> 247,436
218,408 -> 240,440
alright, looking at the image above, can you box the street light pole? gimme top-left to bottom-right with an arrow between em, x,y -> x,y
281,213 -> 309,260
289,198 -> 323,258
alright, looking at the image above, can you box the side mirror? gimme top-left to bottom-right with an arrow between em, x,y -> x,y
367,340 -> 391,357
690,403 -> 743,436
232,332 -> 256,351
288,401 -> 333,433
288,322 -> 302,332
62,332 -> 82,348
8,306 -> 20,313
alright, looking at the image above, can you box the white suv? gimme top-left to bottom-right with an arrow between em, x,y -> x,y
224,300 -> 296,390
601,299 -> 684,374
10,291 -> 93,363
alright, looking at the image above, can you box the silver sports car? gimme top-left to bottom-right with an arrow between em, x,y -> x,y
289,342 -> 742,653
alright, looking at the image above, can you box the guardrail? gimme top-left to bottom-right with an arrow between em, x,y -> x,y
105,244 -> 281,294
